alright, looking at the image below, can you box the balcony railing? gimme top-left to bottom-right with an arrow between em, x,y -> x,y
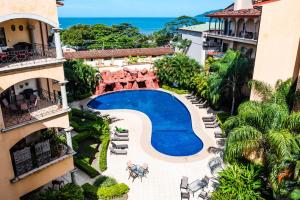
2,89 -> 63,129
0,43 -> 56,68
209,30 -> 258,40
11,139 -> 71,178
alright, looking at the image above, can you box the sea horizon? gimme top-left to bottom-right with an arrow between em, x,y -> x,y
59,17 -> 209,34
59,17 -> 175,34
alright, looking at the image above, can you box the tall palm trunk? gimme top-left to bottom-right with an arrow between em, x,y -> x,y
231,82 -> 236,115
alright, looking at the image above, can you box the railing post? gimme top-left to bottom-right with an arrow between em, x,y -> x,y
53,28 -> 63,59
59,80 -> 69,110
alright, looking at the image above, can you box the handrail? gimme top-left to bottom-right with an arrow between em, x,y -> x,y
0,43 -> 56,67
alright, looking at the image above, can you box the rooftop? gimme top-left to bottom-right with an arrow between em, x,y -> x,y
179,22 -> 217,33
206,8 -> 261,18
64,48 -> 174,60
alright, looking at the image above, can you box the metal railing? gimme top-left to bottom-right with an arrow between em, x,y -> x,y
208,30 -> 258,41
0,43 -> 56,67
2,89 -> 62,129
11,140 -> 70,177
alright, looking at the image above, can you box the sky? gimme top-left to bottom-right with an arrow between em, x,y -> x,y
58,0 -> 233,18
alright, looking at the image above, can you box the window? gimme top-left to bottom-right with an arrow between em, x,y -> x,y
0,28 -> 7,47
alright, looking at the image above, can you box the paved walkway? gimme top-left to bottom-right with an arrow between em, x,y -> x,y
76,90 -> 222,200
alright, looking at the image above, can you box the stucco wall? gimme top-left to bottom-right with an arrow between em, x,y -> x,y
0,113 -> 71,200
234,0 -> 253,10
0,63 -> 65,93
0,0 -> 59,27
251,0 -> 300,99
181,30 -> 206,65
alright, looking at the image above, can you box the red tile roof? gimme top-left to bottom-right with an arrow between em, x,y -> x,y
64,48 -> 174,60
206,8 -> 261,18
254,0 -> 280,7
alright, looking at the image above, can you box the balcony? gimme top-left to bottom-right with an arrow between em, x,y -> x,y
0,78 -> 69,131
10,129 -> 73,181
207,30 -> 258,45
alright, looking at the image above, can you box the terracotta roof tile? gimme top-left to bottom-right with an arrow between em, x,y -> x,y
64,48 -> 174,60
206,8 -> 261,18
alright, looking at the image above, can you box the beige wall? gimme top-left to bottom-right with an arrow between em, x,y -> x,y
0,113 -> 71,200
0,19 -> 51,48
0,0 -> 59,27
0,63 -> 65,93
234,0 -> 253,10
251,0 -> 300,99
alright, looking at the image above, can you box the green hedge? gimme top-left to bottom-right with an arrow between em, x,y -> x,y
74,158 -> 99,178
72,131 -> 95,151
162,85 -> 189,94
97,183 -> 129,200
82,183 -> 98,200
94,176 -> 117,188
99,136 -> 110,172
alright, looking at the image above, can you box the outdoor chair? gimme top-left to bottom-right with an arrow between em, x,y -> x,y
126,161 -> 134,171
111,141 -> 128,149
180,176 -> 188,190
197,100 -> 208,108
208,157 -> 223,175
207,147 -> 223,154
142,163 -> 149,174
111,136 -> 129,141
190,98 -> 204,104
198,189 -> 209,200
29,97 -> 38,111
16,94 -> 24,105
214,133 -> 225,138
188,176 -> 210,197
2,98 -> 18,113
217,139 -> 226,147
109,147 -> 127,155
115,131 -> 129,137
202,115 -> 216,122
128,171 -> 139,182
185,91 -> 195,99
181,191 -> 190,200
115,126 -> 129,133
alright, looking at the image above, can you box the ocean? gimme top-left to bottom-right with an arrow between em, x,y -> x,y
59,17 -> 176,34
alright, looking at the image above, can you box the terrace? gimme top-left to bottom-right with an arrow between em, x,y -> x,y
0,78 -> 68,131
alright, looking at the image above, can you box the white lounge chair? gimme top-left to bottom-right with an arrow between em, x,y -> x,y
109,147 -> 127,155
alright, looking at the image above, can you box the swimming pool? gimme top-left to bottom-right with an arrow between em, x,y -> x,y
88,90 -> 203,156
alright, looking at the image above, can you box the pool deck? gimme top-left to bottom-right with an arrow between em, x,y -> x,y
71,89 -> 222,200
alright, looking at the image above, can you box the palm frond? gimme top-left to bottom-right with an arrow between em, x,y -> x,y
266,130 -> 299,161
284,112 -> 300,132
225,126 -> 263,161
249,80 -> 273,101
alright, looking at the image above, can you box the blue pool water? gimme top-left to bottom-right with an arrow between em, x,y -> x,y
88,90 -> 203,156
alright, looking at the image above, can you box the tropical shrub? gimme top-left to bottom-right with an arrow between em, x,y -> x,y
99,136 -> 110,172
64,60 -> 97,102
155,53 -> 201,89
82,183 -> 98,200
97,183 -> 129,200
74,158 -> 100,178
212,164 -> 264,200
223,79 -> 300,198
25,183 -> 84,200
161,85 -> 189,94
94,176 -> 117,187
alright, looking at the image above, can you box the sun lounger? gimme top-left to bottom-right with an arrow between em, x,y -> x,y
209,157 -> 223,175
191,98 -> 204,104
180,176 -> 188,190
115,126 -> 129,133
202,115 -> 216,122
109,147 -> 127,155
197,101 -> 208,108
215,133 -> 226,138
111,136 -> 129,141
205,123 -> 219,128
208,147 -> 223,154
111,141 -> 128,149
188,176 -> 210,197
204,119 -> 217,125
115,131 -> 129,137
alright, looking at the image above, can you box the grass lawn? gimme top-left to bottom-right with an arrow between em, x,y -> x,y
77,138 -> 101,165
162,85 -> 189,94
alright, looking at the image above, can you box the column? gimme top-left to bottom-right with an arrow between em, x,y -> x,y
218,19 -> 221,34
209,18 -> 212,32
64,127 -> 74,153
214,19 -> 217,33
53,28 -> 63,59
0,106 -> 5,129
28,25 -> 36,49
235,18 -> 239,37
227,19 -> 231,35
59,80 -> 69,110
70,169 -> 78,185
243,19 -> 248,38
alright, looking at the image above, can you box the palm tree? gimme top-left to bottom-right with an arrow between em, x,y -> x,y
223,79 -> 300,197
209,50 -> 251,114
